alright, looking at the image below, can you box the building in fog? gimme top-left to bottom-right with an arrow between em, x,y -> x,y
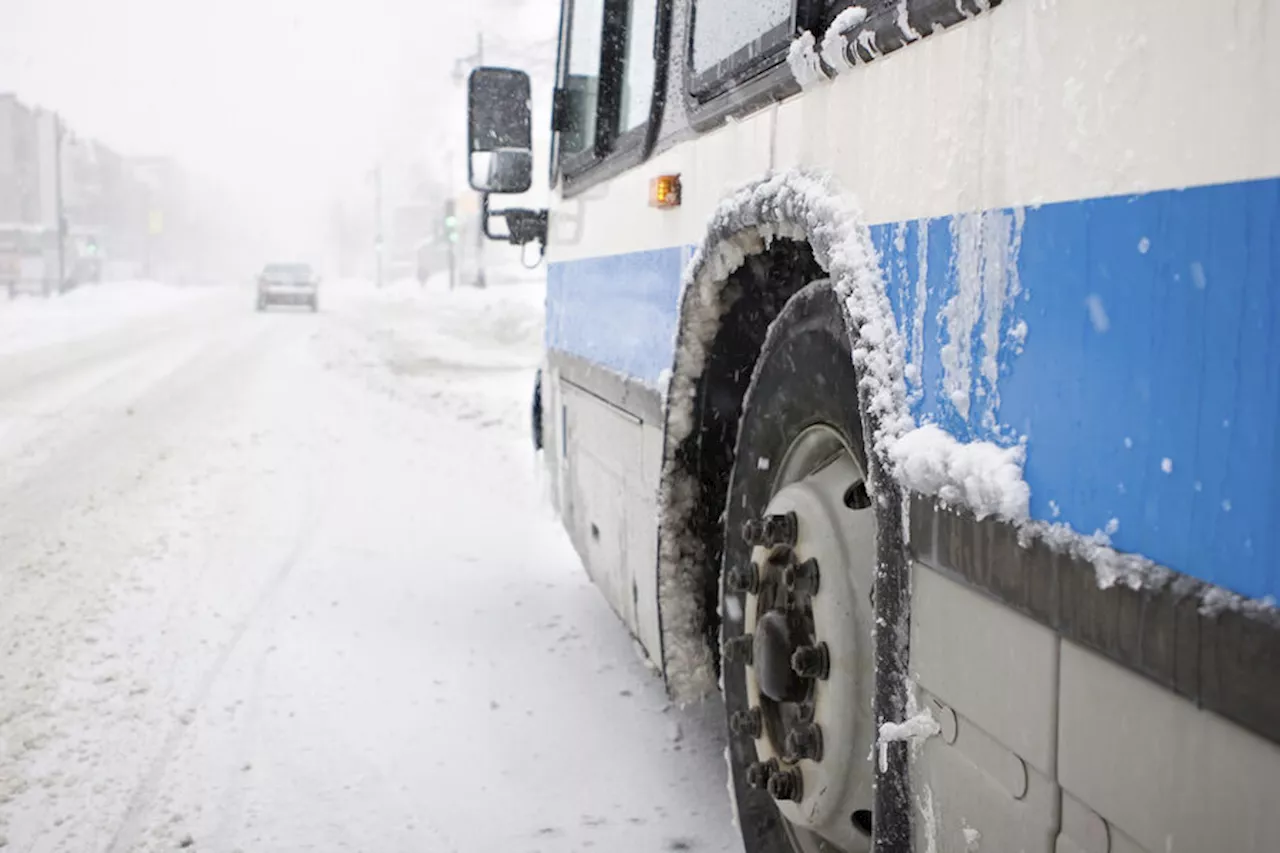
0,94 -> 42,225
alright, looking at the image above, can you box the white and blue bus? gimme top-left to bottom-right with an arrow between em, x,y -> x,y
465,2 -> 1280,851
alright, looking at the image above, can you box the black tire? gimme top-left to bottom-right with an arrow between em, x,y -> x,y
722,280 -> 877,853
531,368 -> 544,451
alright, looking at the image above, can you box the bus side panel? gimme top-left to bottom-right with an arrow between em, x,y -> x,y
766,2 -> 1280,849
559,384 -> 644,637
544,243 -> 691,660
542,108 -> 776,660
772,0 -> 1280,602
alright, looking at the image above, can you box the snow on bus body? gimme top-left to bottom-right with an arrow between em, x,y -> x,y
543,0 -> 1280,703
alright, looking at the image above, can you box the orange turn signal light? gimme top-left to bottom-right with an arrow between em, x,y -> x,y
649,174 -> 682,209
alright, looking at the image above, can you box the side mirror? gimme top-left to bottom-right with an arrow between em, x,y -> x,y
467,67 -> 532,194
472,149 -> 533,195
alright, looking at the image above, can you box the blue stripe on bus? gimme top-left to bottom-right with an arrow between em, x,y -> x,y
546,176 -> 1280,603
547,245 -> 691,385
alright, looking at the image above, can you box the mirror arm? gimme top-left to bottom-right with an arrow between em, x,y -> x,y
481,192 -> 501,241
482,192 -> 548,248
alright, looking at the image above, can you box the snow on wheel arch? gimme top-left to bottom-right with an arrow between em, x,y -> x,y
656,169 -> 914,703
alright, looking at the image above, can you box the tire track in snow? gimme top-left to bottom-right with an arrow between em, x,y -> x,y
0,312 -> 277,849
205,620 -> 271,851
105,496 -> 321,853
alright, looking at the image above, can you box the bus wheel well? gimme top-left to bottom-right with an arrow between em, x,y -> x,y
658,237 -> 824,701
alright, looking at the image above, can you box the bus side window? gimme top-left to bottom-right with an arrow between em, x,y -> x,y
619,0 -> 658,133
562,0 -> 606,156
691,0 -> 792,77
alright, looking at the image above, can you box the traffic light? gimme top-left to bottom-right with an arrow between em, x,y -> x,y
443,199 -> 459,243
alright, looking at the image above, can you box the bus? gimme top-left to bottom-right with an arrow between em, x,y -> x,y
464,2 -> 1280,851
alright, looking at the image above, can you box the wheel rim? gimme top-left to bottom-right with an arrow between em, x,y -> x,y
730,424 -> 877,852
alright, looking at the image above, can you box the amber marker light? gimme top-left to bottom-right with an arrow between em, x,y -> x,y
649,174 -> 682,209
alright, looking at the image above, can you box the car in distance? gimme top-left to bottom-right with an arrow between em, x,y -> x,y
256,263 -> 319,312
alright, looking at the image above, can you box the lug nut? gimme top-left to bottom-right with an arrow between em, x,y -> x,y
724,634 -> 754,665
743,513 -> 797,549
726,562 -> 760,594
791,643 -> 829,680
767,766 -> 803,802
745,758 -> 777,790
762,512 -> 798,548
729,707 -> 762,738
782,558 -> 820,594
784,722 -> 823,762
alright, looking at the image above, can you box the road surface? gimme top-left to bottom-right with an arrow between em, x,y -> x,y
0,281 -> 739,853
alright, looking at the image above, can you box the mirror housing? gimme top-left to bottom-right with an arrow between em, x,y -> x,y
467,68 -> 533,194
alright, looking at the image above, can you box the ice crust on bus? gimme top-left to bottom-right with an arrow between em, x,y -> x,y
788,6 -> 867,86
936,208 -> 1026,430
889,424 -> 1029,522
821,6 -> 867,71
876,707 -> 940,772
786,30 -> 826,88
895,0 -> 923,42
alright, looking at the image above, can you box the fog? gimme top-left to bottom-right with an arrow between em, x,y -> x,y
0,0 -> 558,272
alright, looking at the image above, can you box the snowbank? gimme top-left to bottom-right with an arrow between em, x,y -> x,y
327,273 -> 545,371
313,273 -> 546,441
0,280 -> 207,357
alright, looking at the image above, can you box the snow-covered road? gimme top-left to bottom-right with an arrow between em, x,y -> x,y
0,281 -> 739,853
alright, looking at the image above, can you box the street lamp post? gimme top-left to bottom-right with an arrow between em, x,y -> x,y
54,113 -> 66,293
453,33 -> 486,289
374,161 -> 384,289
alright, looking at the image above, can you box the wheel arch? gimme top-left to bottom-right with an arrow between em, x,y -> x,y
655,170 -> 913,704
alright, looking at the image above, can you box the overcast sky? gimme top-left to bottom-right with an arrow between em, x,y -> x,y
0,0 -> 558,253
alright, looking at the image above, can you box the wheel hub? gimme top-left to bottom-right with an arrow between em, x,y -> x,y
753,608 -> 810,703
737,429 -> 877,851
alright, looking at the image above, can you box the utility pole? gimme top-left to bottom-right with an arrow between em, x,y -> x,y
144,190 -> 152,279
453,32 -> 487,289
444,198 -> 458,291
53,113 -> 66,294
374,161 -> 384,288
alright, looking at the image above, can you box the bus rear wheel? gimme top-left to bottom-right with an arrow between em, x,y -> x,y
721,280 -> 878,853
